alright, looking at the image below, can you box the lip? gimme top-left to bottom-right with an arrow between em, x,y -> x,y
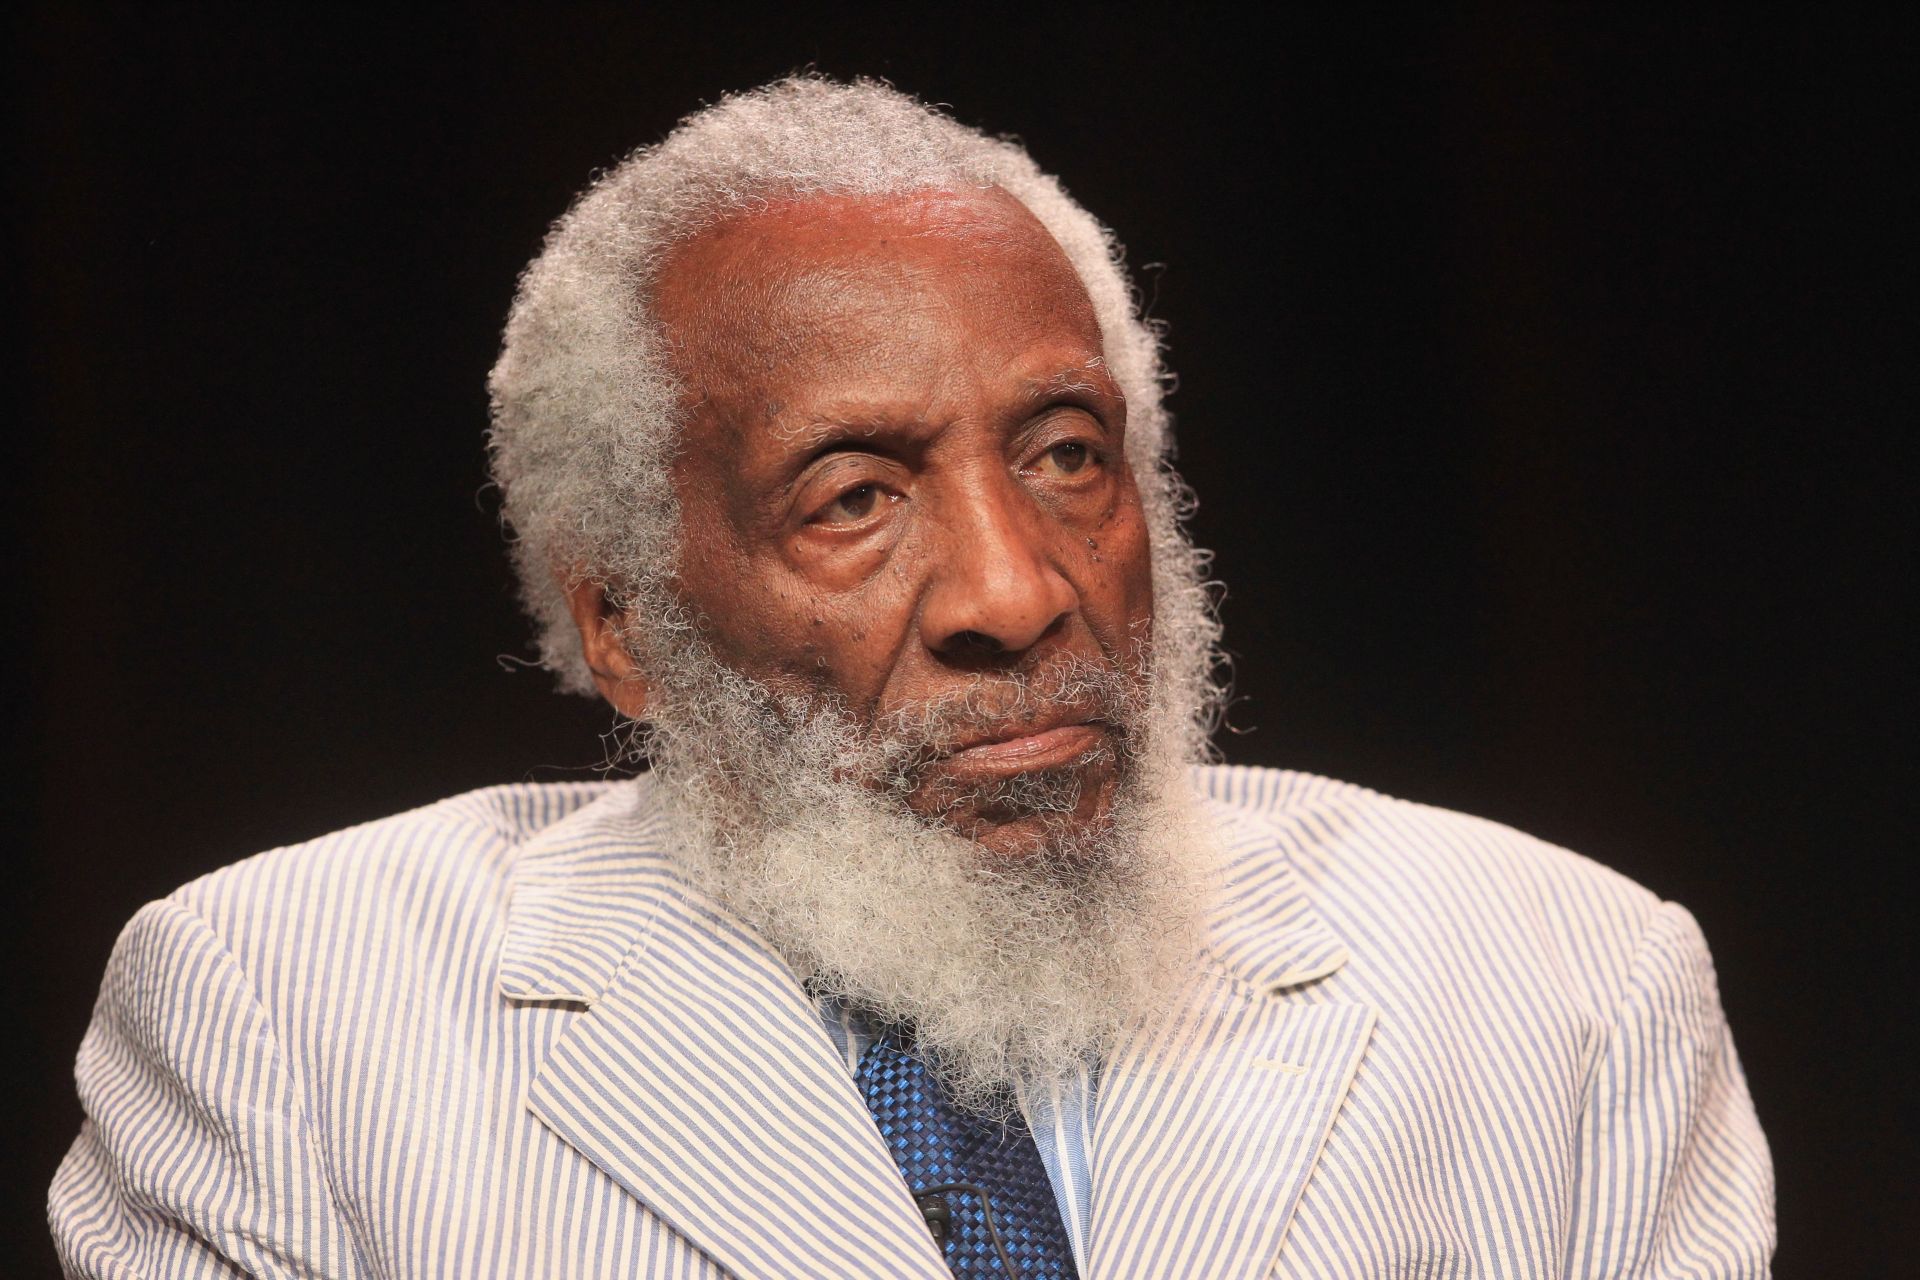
938,722 -> 1109,777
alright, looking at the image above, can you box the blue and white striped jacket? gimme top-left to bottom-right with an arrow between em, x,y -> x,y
51,767 -> 1774,1278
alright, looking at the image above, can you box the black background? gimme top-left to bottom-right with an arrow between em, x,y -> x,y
7,7 -> 1907,1275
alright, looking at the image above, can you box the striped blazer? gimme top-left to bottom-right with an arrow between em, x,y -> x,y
51,767 -> 1774,1278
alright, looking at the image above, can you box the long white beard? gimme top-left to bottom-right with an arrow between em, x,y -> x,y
626,627 -> 1219,1114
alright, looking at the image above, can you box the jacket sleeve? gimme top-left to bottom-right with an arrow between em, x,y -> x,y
49,897 -> 367,1279
1563,900 -> 1776,1279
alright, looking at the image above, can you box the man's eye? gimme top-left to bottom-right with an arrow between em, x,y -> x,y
1042,442 -> 1094,475
823,483 -> 880,521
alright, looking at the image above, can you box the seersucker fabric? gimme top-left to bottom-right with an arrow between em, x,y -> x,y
50,766 -> 1775,1277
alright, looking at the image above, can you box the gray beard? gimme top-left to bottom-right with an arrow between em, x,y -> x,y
624,632 -> 1218,1115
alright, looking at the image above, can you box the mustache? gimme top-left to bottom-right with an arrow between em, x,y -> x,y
863,650 -> 1147,771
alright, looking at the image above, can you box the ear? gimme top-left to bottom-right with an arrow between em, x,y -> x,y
561,574 -> 651,720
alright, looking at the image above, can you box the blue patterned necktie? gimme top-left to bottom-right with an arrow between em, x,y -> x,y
856,1030 -> 1079,1279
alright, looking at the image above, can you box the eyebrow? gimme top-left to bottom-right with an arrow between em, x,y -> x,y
1022,355 -> 1116,403
769,414 -> 909,453
768,354 -> 1123,478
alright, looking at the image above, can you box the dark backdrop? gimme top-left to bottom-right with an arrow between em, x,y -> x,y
8,7 -> 1906,1274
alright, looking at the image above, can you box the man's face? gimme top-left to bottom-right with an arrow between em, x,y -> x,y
647,188 -> 1156,858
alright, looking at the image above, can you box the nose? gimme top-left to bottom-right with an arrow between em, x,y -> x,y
919,484 -> 1078,658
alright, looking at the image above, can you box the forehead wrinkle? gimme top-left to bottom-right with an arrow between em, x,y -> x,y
662,219 -> 925,380
727,276 -> 946,419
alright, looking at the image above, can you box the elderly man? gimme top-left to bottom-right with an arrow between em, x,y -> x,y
51,78 -> 1774,1278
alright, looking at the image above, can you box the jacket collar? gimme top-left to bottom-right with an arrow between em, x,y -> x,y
495,779 -> 679,1005
1202,793 -> 1355,992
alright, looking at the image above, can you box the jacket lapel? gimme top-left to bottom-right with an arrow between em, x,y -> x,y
1086,802 -> 1377,1280
503,783 -> 947,1280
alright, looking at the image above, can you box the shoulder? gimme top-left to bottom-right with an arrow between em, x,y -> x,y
57,783 -> 619,1276
1196,764 -> 1669,1008
1195,763 -> 1658,915
158,780 -> 619,974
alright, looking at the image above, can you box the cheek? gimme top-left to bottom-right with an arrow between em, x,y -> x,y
710,572 -> 917,710
796,575 -> 924,704
782,520 -> 903,593
1082,495 -> 1158,648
